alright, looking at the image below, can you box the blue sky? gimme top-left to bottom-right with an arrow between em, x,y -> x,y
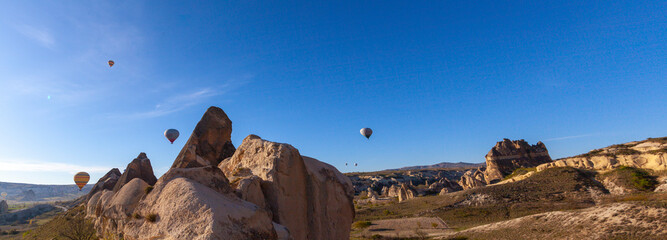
0,1 -> 665,184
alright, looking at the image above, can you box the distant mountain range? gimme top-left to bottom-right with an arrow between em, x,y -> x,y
0,181 -> 91,202
385,161 -> 485,171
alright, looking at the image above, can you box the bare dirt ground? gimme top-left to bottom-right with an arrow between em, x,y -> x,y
438,202 -> 667,240
351,217 -> 453,239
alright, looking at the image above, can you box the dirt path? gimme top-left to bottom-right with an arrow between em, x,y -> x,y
352,217 -> 454,239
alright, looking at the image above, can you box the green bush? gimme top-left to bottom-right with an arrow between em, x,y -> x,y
146,213 -> 158,223
615,166 -> 658,191
352,220 -> 372,229
133,213 -> 142,219
145,186 -> 154,194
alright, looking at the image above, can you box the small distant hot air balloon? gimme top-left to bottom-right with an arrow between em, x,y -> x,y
354,163 -> 358,167
360,128 -> 373,139
345,163 -> 348,166
74,172 -> 90,191
108,60 -> 115,67
164,129 -> 179,144
1,192 -> 7,199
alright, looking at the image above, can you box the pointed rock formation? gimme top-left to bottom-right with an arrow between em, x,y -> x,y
87,168 -> 121,201
219,135 -> 355,240
387,184 -> 401,198
113,153 -> 157,192
171,106 -> 236,168
484,139 -> 552,183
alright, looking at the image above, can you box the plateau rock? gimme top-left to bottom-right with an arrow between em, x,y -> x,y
398,184 -> 417,202
484,139 -> 552,183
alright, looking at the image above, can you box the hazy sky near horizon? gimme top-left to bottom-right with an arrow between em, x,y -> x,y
1,1 -> 665,184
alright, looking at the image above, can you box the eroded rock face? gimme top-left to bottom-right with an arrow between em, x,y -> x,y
484,139 -> 552,183
171,106 -> 236,168
386,184 -> 401,198
113,153 -> 157,192
398,184 -> 417,202
459,169 -> 487,190
87,168 -> 121,201
220,135 -> 355,240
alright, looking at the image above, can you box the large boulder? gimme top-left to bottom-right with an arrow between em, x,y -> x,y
219,135 -> 354,240
484,139 -> 552,183
113,153 -> 157,192
87,168 -> 121,201
171,106 -> 236,168
386,184 -> 402,197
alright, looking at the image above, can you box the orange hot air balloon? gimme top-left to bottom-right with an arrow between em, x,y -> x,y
108,60 -> 115,67
74,172 -> 90,191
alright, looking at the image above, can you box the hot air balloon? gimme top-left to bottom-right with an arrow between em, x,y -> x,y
1,192 -> 7,199
108,60 -> 115,67
164,129 -> 179,144
74,172 -> 90,191
360,128 -> 373,139
345,163 -> 348,166
354,163 -> 358,167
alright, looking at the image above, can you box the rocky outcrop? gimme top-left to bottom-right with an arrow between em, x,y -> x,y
398,184 -> 417,202
459,168 -> 487,190
113,153 -> 157,192
20,190 -> 36,201
87,168 -> 121,201
536,138 -> 667,172
220,135 -> 355,240
0,200 -> 7,214
171,106 -> 236,168
432,178 -> 463,194
366,187 -> 379,200
0,204 -> 55,225
484,139 -> 552,183
85,106 -> 353,240
386,184 -> 401,197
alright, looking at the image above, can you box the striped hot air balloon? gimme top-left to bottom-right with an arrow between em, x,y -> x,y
74,172 -> 90,191
108,60 -> 115,67
1,192 -> 7,199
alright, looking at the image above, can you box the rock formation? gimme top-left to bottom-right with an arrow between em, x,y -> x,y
398,184 -> 417,202
219,135 -> 355,240
459,168 -> 487,190
171,106 -> 235,168
20,190 -> 36,201
386,184 -> 401,198
484,139 -> 552,183
87,168 -> 121,201
536,138 -> 667,172
113,153 -> 157,192
85,106 -> 354,240
0,200 -> 7,214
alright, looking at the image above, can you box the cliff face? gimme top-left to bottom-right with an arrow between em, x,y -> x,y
85,106 -> 354,240
484,139 -> 552,183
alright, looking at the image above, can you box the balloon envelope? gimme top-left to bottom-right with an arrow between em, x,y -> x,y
360,128 -> 373,139
108,60 -> 114,67
1,192 -> 6,198
164,129 -> 180,144
74,172 -> 90,190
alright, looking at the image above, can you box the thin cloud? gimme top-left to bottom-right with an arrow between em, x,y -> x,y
544,133 -> 597,142
0,159 -> 110,174
15,25 -> 55,48
118,87 -> 222,119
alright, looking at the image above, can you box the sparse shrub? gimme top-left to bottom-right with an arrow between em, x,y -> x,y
615,166 -> 658,191
371,234 -> 383,239
133,213 -> 142,219
8,229 -> 18,235
446,237 -> 469,240
615,148 -> 641,155
0,230 -> 6,235
504,167 -> 537,180
383,209 -> 394,216
431,222 -> 439,228
352,220 -> 372,229
144,185 -> 154,194
146,213 -> 158,222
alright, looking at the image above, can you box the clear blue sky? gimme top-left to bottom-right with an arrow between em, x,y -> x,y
1,1 -> 665,184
